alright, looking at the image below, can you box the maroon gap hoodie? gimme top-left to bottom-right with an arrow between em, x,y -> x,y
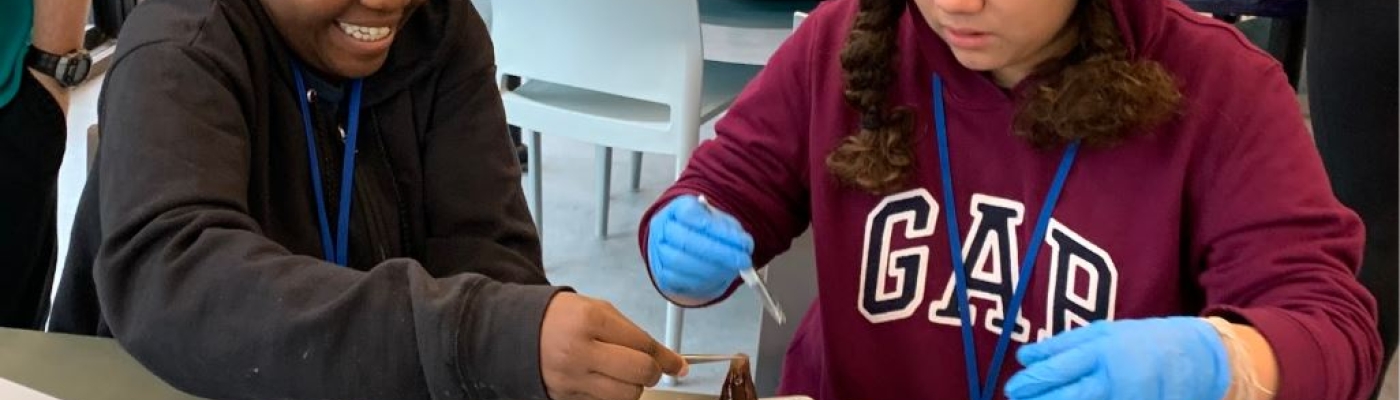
640,0 -> 1383,399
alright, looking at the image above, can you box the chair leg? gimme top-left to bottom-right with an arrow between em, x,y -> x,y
663,303 -> 685,386
1265,17 -> 1308,89
628,151 -> 643,192
596,146 -> 612,238
662,148 -> 691,387
86,124 -> 100,171
527,130 -> 543,239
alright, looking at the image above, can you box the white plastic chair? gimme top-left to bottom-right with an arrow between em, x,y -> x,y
493,0 -> 760,371
495,0 -> 757,239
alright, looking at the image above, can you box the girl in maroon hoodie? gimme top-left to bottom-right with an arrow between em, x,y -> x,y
639,0 -> 1383,399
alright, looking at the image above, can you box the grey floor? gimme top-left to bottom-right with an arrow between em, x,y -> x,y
53,75 -> 1398,398
514,125 -> 766,394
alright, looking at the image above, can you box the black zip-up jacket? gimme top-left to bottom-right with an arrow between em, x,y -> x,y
48,0 -> 561,398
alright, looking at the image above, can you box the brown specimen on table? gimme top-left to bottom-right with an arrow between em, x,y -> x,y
718,354 -> 758,400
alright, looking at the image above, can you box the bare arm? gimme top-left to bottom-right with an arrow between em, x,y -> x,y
30,0 -> 90,112
32,0 -> 88,54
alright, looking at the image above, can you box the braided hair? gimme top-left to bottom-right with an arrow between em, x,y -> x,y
826,0 -> 1182,194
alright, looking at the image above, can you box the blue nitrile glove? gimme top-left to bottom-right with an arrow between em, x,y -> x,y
1004,317 -> 1231,400
645,195 -> 755,302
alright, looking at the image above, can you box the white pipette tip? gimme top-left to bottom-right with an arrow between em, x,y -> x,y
697,195 -> 786,325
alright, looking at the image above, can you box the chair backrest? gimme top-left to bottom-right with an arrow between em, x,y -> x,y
492,0 -> 705,107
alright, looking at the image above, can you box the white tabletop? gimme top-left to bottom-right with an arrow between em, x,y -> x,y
701,0 -> 820,65
0,378 -> 61,400
0,328 -> 719,400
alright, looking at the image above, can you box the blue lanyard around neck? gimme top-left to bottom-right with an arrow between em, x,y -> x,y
291,61 -> 363,266
931,74 -> 1081,400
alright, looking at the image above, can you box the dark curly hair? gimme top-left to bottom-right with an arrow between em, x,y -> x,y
827,0 -> 1182,194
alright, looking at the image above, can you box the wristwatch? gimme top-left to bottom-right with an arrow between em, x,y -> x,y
25,45 -> 91,88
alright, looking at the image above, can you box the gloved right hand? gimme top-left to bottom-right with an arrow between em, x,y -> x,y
645,195 -> 755,302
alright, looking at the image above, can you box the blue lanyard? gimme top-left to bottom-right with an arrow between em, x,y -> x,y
931,74 -> 1081,400
291,61 -> 363,266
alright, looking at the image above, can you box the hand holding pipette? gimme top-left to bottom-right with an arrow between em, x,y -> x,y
644,195 -> 786,324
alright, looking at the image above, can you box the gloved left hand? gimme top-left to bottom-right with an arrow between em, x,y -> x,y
1004,317 -> 1232,400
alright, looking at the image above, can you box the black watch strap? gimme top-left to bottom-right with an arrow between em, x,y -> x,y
25,45 -> 91,88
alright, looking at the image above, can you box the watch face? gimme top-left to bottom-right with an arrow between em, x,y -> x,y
56,53 -> 92,87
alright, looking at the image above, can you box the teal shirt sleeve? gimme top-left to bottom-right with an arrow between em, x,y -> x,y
0,0 -> 34,107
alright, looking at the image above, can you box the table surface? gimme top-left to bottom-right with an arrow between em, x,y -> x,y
0,328 -> 716,400
700,0 -> 821,65
701,0 -> 820,28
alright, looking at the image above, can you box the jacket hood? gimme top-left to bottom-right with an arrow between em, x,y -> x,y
250,0 -> 477,107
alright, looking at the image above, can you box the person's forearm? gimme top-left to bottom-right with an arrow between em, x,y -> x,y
32,0 -> 90,54
1210,319 -> 1280,400
1233,324 -> 1280,399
